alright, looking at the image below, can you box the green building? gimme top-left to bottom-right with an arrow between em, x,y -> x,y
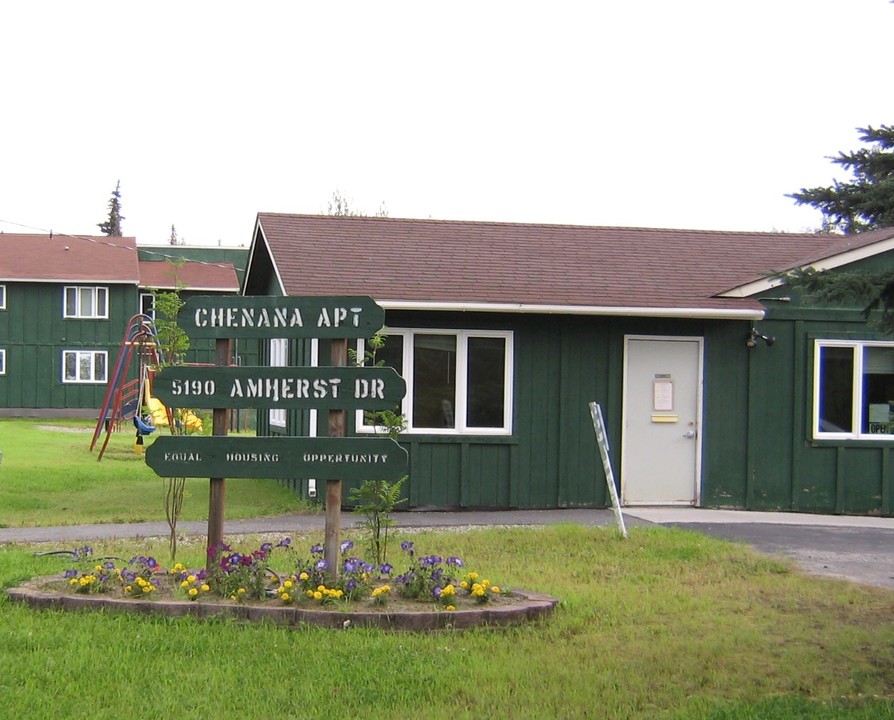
0,233 -> 242,417
240,213 -> 894,516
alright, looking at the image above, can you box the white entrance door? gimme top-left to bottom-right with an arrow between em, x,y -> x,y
621,336 -> 703,505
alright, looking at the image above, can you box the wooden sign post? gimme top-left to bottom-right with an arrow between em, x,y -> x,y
144,295 -> 406,573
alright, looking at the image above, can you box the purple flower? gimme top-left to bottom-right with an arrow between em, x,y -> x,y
241,556 -> 253,567
315,559 -> 329,571
343,559 -> 359,574
432,586 -> 443,598
446,556 -> 464,568
310,544 -> 324,556
64,569 -> 78,579
260,543 -> 273,554
380,563 -> 393,575
277,537 -> 292,548
340,540 -> 354,554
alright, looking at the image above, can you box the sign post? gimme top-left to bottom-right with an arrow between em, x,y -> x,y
588,401 -> 628,539
208,338 -> 231,552
326,338 -> 348,576
143,295 -> 406,573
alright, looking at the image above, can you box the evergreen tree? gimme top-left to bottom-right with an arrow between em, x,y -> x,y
98,180 -> 125,236
789,125 -> 894,234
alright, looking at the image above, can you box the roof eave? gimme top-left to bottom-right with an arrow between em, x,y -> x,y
719,233 -> 894,299
376,300 -> 764,321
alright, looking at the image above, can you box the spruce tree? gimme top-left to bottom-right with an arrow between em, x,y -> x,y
98,180 -> 125,236
789,125 -> 894,234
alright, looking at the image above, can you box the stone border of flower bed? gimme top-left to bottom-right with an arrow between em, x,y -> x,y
5,578 -> 559,631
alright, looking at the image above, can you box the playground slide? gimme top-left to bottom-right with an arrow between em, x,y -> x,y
145,394 -> 203,433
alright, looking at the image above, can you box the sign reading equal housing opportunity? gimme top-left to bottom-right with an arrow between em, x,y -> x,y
146,436 -> 407,481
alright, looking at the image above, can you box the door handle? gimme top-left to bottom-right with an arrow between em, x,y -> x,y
682,430 -> 696,439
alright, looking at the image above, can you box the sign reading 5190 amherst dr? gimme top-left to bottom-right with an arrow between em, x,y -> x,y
152,365 -> 405,410
179,295 -> 385,339
146,436 -> 408,481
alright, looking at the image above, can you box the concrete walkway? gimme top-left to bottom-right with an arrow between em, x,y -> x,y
2,507 -> 893,591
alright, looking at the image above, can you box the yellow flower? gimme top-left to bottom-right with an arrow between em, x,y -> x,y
94,565 -> 102,572
313,591 -> 323,601
460,581 -> 468,589
306,590 -> 315,598
69,578 -> 78,586
317,585 -> 326,592
281,593 -> 291,602
188,588 -> 198,597
446,605 -> 456,611
283,580 -> 293,590
124,585 -> 133,594
142,585 -> 152,594
180,580 -> 189,588
490,586 -> 501,594
467,572 -> 479,581
186,575 -> 197,584
237,588 -> 246,595
299,572 -> 309,581
200,584 -> 210,593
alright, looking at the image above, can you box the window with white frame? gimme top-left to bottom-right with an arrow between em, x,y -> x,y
357,329 -> 513,434
64,286 -> 108,319
0,284 -> 6,310
269,338 -> 287,428
814,339 -> 894,439
62,350 -> 107,383
0,349 -> 5,375
140,292 -> 155,320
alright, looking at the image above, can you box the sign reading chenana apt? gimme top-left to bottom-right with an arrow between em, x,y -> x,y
178,295 -> 385,339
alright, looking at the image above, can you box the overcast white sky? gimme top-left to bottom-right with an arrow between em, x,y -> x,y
1,1 -> 891,247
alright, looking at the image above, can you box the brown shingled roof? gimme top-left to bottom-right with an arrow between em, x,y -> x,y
138,260 -> 240,292
0,233 -> 139,283
253,214 -> 894,318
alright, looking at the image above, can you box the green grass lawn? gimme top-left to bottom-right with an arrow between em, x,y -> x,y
1,525 -> 892,719
0,418 -> 310,527
0,419 -> 892,718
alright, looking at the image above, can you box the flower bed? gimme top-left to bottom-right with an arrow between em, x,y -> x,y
6,538 -> 559,631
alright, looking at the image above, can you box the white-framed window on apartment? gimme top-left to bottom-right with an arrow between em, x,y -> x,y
62,350 -> 108,383
814,339 -> 894,440
64,286 -> 109,319
356,329 -> 513,435
269,338 -> 288,428
140,292 -> 155,320
0,284 -> 6,310
0,349 -> 6,375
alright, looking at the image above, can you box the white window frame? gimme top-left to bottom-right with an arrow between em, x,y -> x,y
813,339 -> 894,441
62,350 -> 108,384
0,284 -> 6,310
64,286 -> 109,319
140,292 -> 155,320
356,328 -> 514,436
0,349 -> 5,375
268,338 -> 287,428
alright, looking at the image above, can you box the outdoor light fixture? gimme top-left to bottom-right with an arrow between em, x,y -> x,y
746,327 -> 776,348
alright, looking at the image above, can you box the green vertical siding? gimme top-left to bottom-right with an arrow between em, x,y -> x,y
739,304 -> 894,516
0,282 -> 139,411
